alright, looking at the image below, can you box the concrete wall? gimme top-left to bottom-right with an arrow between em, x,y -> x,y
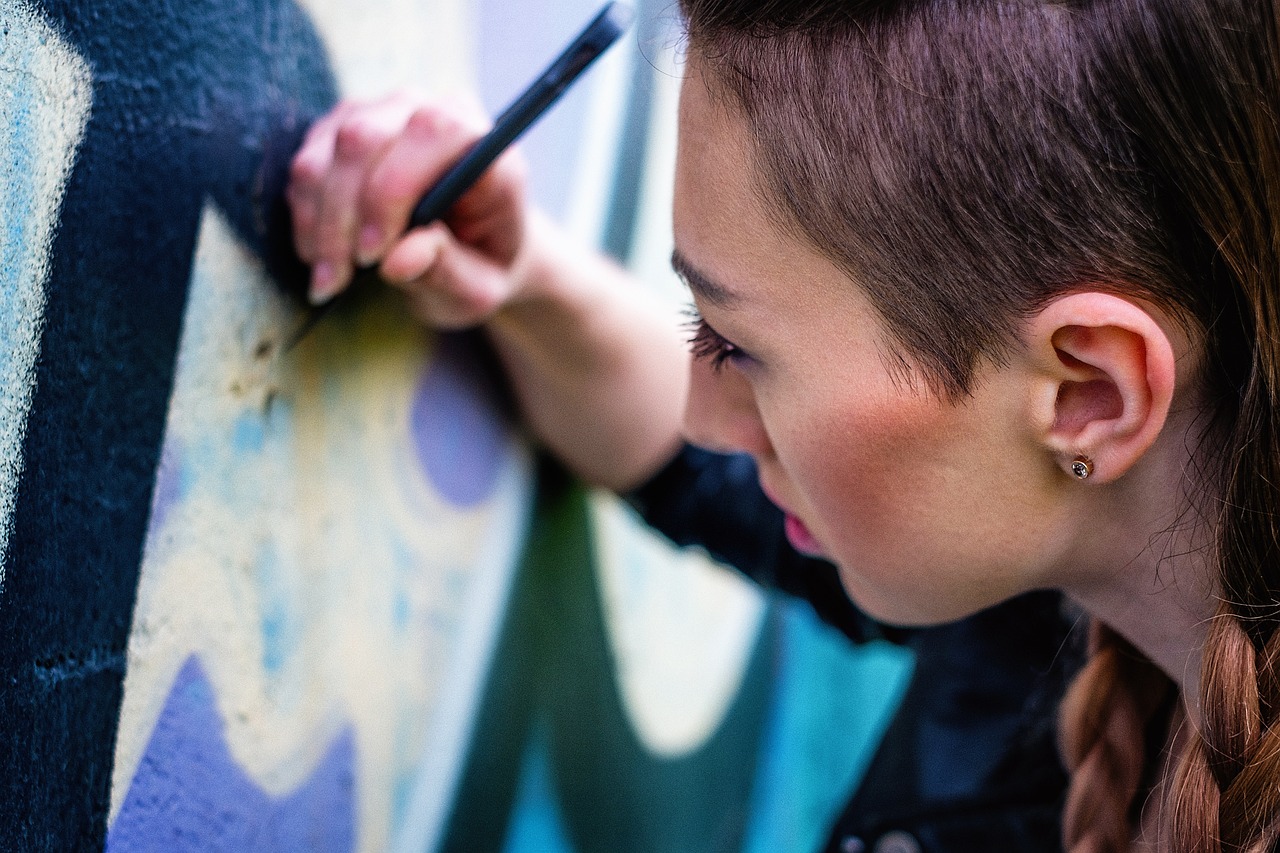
0,0 -> 911,850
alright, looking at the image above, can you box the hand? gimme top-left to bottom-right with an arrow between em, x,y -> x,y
287,91 -> 530,328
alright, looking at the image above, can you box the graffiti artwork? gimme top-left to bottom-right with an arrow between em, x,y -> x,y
0,1 -> 911,850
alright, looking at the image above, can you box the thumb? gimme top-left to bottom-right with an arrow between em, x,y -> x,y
381,224 -> 512,329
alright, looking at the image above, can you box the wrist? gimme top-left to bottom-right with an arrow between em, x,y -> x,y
487,210 -> 607,343
500,210 -> 573,313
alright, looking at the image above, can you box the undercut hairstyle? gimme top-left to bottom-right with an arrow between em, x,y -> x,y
676,0 -> 1280,850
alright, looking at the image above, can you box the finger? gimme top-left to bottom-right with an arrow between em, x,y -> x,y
377,222 -> 450,284
445,146 -> 528,264
357,103 -> 491,267
310,96 -> 428,302
382,225 -> 509,329
288,100 -> 360,264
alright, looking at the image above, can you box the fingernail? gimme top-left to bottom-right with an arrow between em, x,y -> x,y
356,224 -> 383,266
310,262 -> 338,304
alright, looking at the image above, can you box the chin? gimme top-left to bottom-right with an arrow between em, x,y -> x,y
834,567 -> 1004,628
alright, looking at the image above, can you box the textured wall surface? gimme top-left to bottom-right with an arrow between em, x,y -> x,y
0,1 -> 911,850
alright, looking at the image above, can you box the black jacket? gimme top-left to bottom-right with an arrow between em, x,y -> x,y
626,445 -> 1079,852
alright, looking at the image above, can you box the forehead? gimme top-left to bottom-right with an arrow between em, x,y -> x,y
674,67 -> 745,213
672,64 -> 781,280
672,63 -> 889,348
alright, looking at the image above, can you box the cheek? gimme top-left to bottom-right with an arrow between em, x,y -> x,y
770,389 -> 1040,624
817,404 -> 945,539
783,389 -> 947,523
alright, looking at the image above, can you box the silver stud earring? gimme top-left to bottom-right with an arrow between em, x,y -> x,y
1071,456 -> 1094,480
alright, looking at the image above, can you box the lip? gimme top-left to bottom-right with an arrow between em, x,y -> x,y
758,479 -> 826,558
783,514 -> 826,557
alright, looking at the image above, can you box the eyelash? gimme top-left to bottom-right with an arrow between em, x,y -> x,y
683,307 -> 745,371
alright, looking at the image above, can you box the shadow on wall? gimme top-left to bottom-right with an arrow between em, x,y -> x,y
0,0 -> 912,851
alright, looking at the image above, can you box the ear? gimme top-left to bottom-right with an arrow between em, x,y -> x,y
1022,292 -> 1177,483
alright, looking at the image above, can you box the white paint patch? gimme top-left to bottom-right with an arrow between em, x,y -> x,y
0,0 -> 92,588
111,204 -> 533,853
591,492 -> 765,757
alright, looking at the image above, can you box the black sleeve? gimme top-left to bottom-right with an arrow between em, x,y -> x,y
624,444 -> 903,645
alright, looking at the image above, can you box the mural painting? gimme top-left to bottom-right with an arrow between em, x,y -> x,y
0,0 -> 912,850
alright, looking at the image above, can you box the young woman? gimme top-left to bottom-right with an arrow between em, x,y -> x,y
288,0 -> 1280,849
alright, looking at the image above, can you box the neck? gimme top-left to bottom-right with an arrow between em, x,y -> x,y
1058,406 -> 1217,722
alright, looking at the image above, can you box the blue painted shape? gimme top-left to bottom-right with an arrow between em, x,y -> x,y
255,543 -> 300,677
742,603 -> 913,853
106,657 -> 355,853
231,412 -> 268,455
410,334 -> 509,509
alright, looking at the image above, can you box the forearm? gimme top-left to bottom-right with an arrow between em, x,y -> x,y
486,213 -> 689,492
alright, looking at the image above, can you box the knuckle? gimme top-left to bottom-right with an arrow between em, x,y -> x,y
493,155 -> 528,199
505,150 -> 529,183
405,104 -> 463,143
334,117 -> 390,160
288,150 -> 326,188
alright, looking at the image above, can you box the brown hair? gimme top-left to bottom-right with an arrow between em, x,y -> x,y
676,0 -> 1280,849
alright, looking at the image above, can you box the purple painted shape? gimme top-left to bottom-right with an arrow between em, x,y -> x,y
411,334 -> 509,508
146,439 -> 184,538
107,657 -> 356,853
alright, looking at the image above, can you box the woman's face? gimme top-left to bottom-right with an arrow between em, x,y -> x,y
672,63 -> 1070,625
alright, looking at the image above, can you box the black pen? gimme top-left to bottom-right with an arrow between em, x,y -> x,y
289,1 -> 634,348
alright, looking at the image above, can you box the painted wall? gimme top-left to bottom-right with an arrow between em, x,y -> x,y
0,0 -> 912,850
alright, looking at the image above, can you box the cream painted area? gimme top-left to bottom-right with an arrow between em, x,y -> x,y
0,0 -> 92,587
299,0 -> 476,98
591,492 -> 765,757
583,41 -> 766,759
111,205 -> 533,852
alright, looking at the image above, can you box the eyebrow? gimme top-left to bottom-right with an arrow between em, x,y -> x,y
670,249 -> 741,308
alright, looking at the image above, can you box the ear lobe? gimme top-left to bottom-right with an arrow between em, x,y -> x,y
1026,293 -> 1178,483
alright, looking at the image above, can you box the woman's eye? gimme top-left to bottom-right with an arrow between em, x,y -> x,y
684,310 -> 747,371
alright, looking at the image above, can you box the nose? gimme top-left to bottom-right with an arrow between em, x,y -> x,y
682,358 -> 772,457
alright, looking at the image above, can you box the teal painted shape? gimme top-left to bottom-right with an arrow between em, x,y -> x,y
742,605 -> 913,853
501,725 -> 575,853
443,470 -> 912,853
